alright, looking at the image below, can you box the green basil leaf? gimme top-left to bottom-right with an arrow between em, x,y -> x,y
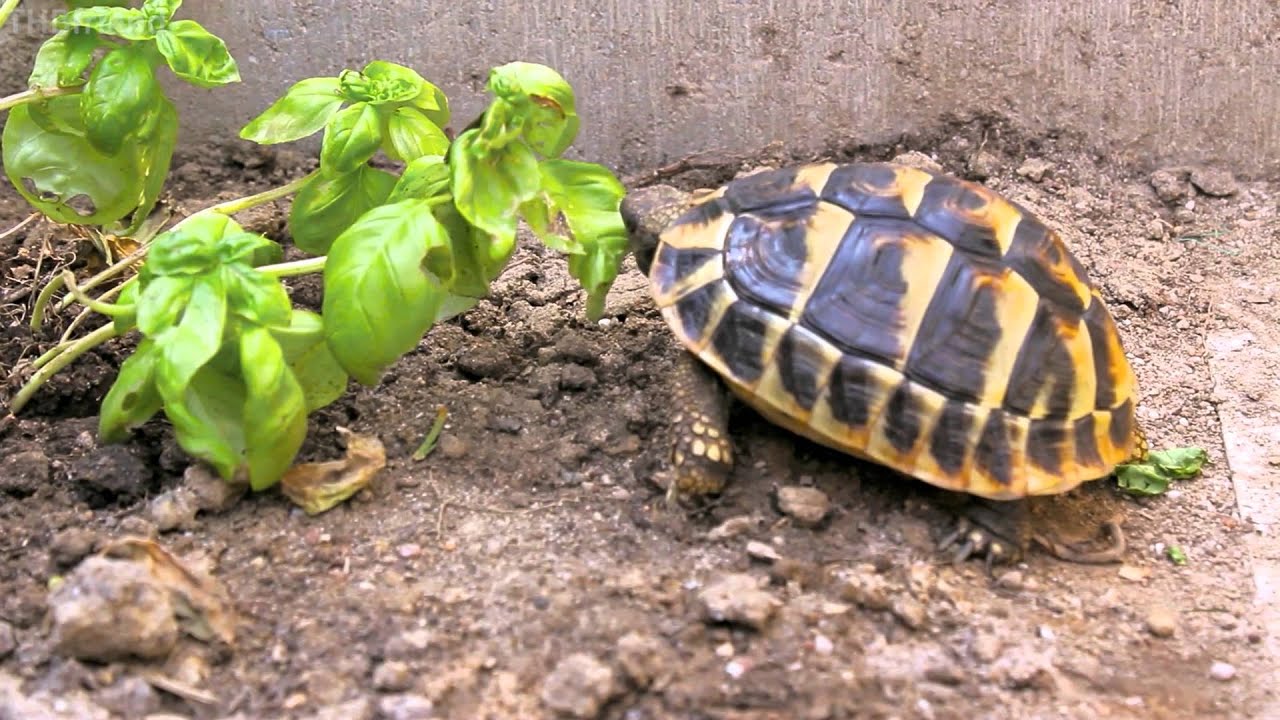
239,326 -> 308,490
224,264 -> 291,327
81,44 -> 161,155
99,338 -> 163,443
154,273 -> 227,398
486,61 -> 579,157
448,128 -> 540,244
288,164 -> 396,255
29,30 -> 103,89
160,357 -> 246,481
155,19 -> 240,88
1149,447 -> 1209,478
64,0 -> 131,7
269,310 -> 349,412
382,106 -> 449,163
320,102 -> 383,175
388,154 -> 450,203
216,229 -> 282,266
322,199 -> 448,385
541,159 -> 628,320
410,80 -> 450,128
239,76 -> 344,145
136,275 -> 192,335
142,0 -> 180,23
519,195 -> 581,255
360,60 -> 425,105
146,213 -> 237,276
2,99 -> 146,226
126,94 -> 179,233
1114,464 -> 1171,496
54,7 -> 155,41
435,202 -> 515,299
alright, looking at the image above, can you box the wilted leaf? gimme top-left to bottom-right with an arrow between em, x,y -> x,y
280,427 -> 386,515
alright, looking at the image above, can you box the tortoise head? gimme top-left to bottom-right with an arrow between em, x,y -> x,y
620,184 -> 694,276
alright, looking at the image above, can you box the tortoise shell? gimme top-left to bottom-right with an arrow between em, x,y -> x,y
646,161 -> 1139,500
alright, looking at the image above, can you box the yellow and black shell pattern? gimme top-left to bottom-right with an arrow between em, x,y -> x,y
647,162 -> 1139,501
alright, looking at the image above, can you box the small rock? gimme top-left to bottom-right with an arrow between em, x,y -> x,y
1209,661 -> 1236,681
706,515 -> 761,540
147,489 -> 199,532
559,364 -> 598,391
924,660 -> 966,686
1118,564 -> 1151,582
307,697 -> 375,720
891,151 -> 943,173
50,527 -> 98,566
454,343 -> 512,379
1145,605 -> 1178,638
0,621 -> 15,660
698,573 -> 781,630
995,570 -> 1024,592
891,596 -> 928,630
553,333 -> 597,364
616,632 -> 672,687
94,676 -> 161,718
745,541 -> 781,562
839,568 -> 892,611
1015,158 -> 1054,182
967,150 -> 1000,180
396,544 -> 422,559
1150,168 -> 1191,205
1145,219 -> 1166,241
971,633 -> 1003,663
812,633 -> 834,655
68,445 -> 154,503
183,464 -> 245,513
437,434 -> 469,459
775,486 -> 830,526
49,556 -> 179,662
372,660 -> 414,692
541,653 -> 619,718
378,694 -> 435,720
1189,167 -> 1237,197
385,629 -> 432,660
0,449 -> 50,495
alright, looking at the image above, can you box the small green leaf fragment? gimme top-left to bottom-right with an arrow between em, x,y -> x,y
412,405 -> 449,461
155,20 -> 240,88
1149,446 -> 1208,478
240,326 -> 308,490
288,165 -> 396,255
239,76 -> 344,145
99,339 -> 163,442
1167,545 -> 1188,565
1114,463 -> 1172,496
322,199 -> 448,385
320,102 -> 384,175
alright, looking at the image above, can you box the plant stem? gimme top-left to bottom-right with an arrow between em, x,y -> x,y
197,170 -> 318,219
258,256 -> 326,278
0,85 -> 79,113
8,322 -> 119,415
61,270 -> 129,317
0,0 -> 21,31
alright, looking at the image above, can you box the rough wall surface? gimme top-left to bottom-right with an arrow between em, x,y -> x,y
2,0 -> 1278,176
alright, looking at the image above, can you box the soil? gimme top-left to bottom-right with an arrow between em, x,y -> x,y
1,121 -> 1278,720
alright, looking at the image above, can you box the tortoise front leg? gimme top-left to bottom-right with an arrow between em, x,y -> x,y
939,496 -> 1127,570
664,352 -> 735,505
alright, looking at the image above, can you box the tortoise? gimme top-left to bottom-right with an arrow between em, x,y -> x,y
619,160 -> 1147,565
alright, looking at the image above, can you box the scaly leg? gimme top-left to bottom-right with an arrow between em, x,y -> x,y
664,352 -> 735,505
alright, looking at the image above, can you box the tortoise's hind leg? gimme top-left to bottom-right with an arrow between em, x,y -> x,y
664,352 -> 735,505
938,497 -> 1032,571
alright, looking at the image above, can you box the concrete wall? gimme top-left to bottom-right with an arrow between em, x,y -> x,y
3,0 -> 1278,177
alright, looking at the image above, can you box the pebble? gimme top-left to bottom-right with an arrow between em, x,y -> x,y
396,543 -> 422,559
967,150 -> 1001,180
437,434 -> 469,459
378,694 -> 435,720
183,464 -> 245,513
1189,167 -> 1238,197
372,660 -> 414,692
147,488 -> 199,532
94,676 -> 161,718
68,445 -> 154,502
307,697 -> 375,720
812,633 -> 834,655
745,540 -> 781,562
615,632 -> 672,687
558,364 -> 598,391
706,515 -> 761,540
1145,219 -> 1167,240
890,151 -> 943,173
840,568 -> 892,611
49,556 -> 179,661
1145,605 -> 1178,638
891,596 -> 928,630
775,486 -> 831,527
971,633 -> 1003,663
1016,158 -> 1054,182
50,527 -> 98,566
995,570 -> 1025,592
1209,661 -> 1236,681
698,573 -> 781,630
540,653 -> 619,719
0,449 -> 49,495
1150,169 -> 1191,205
